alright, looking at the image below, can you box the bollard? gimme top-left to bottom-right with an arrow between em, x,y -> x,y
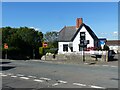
105,51 -> 108,62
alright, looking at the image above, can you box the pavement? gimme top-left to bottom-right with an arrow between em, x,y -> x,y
0,58 -> 118,70
30,58 -> 118,67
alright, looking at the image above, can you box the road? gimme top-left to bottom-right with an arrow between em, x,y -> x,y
0,59 -> 118,89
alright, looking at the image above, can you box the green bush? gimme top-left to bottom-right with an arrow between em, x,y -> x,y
103,45 -> 109,50
39,47 -> 44,55
2,47 -> 21,59
96,45 -> 109,51
47,48 -> 58,54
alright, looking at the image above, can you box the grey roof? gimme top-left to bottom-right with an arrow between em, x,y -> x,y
58,23 -> 98,42
58,26 -> 77,42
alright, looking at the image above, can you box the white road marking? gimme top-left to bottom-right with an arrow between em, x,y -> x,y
40,77 -> 51,81
90,85 -> 105,89
73,83 -> 86,86
84,63 -> 89,65
52,83 -> 59,86
11,76 -> 17,78
58,80 -> 67,84
102,65 -> 109,67
34,79 -> 43,82
94,65 -> 99,66
1,74 -> 7,77
17,74 -> 24,76
28,76 -> 36,78
20,77 -> 29,80
110,65 -> 117,68
7,73 -> 13,76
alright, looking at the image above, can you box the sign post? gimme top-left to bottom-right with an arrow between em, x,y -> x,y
4,43 -> 8,59
80,32 -> 88,62
100,40 -> 105,50
100,40 -> 105,61
42,42 -> 48,60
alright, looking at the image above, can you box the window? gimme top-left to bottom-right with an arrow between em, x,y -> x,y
80,32 -> 85,40
87,40 -> 89,44
63,44 -> 68,52
70,47 -> 73,52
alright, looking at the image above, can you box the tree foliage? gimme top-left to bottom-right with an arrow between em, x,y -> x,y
44,31 -> 59,48
1,27 -> 43,59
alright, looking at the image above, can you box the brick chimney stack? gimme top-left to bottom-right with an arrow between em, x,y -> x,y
76,18 -> 83,28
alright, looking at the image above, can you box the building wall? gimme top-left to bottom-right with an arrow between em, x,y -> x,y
58,26 -> 95,54
73,26 -> 94,52
109,45 -> 120,53
58,42 -> 72,54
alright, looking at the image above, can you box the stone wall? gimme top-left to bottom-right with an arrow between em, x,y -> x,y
41,52 -> 108,62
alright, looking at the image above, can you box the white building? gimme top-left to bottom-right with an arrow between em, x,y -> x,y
58,18 -> 99,54
106,40 -> 120,53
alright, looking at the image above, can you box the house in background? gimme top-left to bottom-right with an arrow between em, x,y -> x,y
58,18 -> 99,54
106,40 -> 120,53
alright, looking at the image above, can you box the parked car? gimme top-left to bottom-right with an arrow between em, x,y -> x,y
108,50 -> 116,60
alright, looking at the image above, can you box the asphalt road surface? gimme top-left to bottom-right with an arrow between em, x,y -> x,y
0,59 -> 118,89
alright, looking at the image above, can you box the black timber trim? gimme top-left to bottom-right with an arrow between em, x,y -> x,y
71,23 -> 98,41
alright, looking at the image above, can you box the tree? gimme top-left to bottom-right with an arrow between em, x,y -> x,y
103,45 -> 109,50
44,31 -> 59,48
2,26 -> 43,59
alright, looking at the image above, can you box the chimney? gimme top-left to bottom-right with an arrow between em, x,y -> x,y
76,18 -> 83,28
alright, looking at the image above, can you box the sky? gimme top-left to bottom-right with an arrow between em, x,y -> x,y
2,2 -> 118,40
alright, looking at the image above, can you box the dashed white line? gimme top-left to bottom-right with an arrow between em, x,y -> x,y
94,65 -> 99,66
58,80 -> 67,84
52,83 -> 59,86
102,65 -> 109,67
17,74 -> 24,76
28,76 -> 36,78
1,74 -> 7,77
110,66 -> 117,68
84,63 -> 89,65
11,76 -> 17,78
73,83 -> 86,86
20,77 -> 30,80
7,73 -> 13,76
34,79 -> 44,82
40,77 -> 51,81
89,85 -> 105,89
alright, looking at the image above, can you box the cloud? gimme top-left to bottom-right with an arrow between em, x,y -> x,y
113,31 -> 118,34
29,27 -> 40,31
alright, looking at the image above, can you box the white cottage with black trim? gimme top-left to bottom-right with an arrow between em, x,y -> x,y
58,18 -> 99,54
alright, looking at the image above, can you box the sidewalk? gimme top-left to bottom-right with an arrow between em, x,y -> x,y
32,58 -> 118,67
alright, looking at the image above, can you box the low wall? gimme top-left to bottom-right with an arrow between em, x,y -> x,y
41,51 -> 109,62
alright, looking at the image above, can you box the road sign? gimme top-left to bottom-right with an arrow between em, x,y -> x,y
4,43 -> 8,49
42,42 -> 48,48
100,41 -> 105,45
100,40 -> 105,49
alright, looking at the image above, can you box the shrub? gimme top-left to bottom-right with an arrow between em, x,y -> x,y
103,45 -> 109,50
39,47 -> 44,55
